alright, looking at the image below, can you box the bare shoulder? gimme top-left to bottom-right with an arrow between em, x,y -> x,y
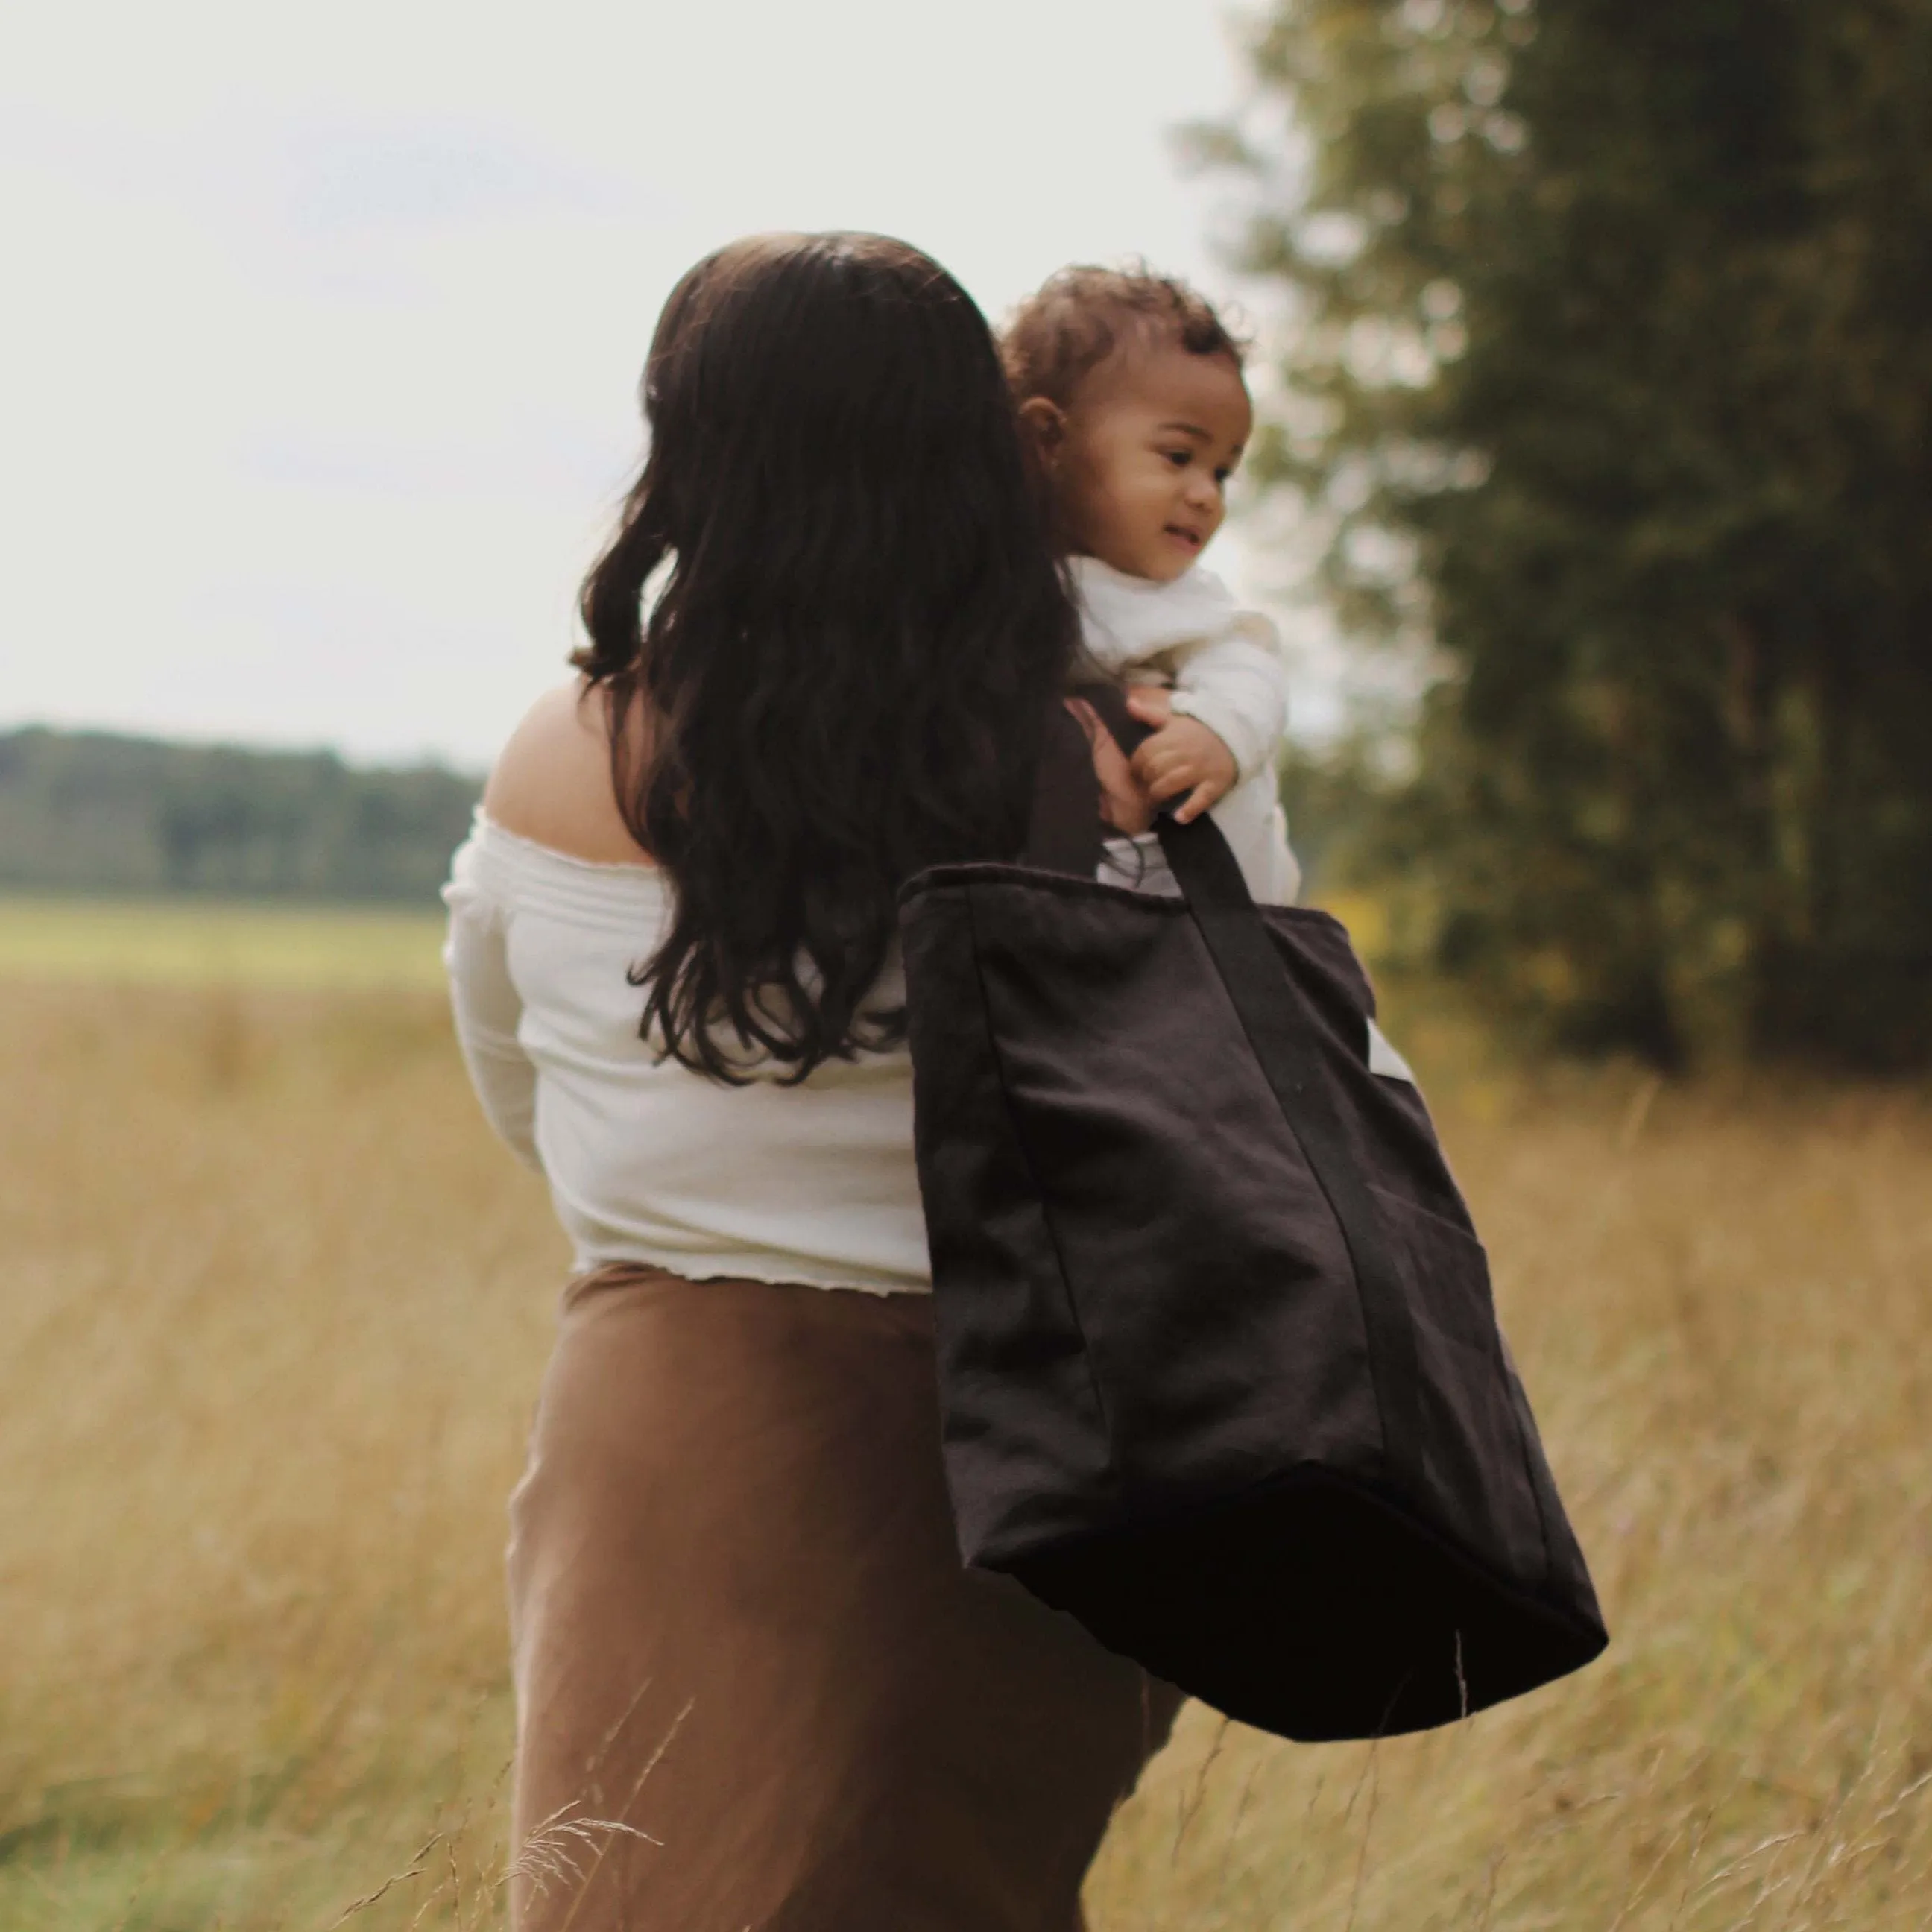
482,680 -> 655,865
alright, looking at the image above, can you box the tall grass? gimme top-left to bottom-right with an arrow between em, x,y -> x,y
1,977 -> 1928,1928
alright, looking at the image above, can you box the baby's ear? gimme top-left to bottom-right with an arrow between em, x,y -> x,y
1017,395 -> 1067,464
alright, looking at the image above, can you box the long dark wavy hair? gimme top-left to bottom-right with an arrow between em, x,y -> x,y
575,233 -> 1079,1082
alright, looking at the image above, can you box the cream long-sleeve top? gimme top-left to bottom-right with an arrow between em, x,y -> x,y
442,810 -> 931,1293
1072,555 -> 1302,906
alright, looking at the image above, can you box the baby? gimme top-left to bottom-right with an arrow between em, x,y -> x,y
1002,267 -> 1301,904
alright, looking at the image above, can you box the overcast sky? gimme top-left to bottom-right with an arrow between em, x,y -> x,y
1,0 -> 1340,770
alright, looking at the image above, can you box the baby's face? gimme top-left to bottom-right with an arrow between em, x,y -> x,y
1053,345 -> 1251,583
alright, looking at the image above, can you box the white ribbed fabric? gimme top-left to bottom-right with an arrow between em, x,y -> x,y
442,810 -> 931,1293
1070,556 -> 1288,780
1071,555 -> 1304,907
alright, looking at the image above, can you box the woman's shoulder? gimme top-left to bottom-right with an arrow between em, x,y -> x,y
482,679 -> 655,866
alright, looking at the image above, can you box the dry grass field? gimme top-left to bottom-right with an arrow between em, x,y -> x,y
1,916 -> 1929,1929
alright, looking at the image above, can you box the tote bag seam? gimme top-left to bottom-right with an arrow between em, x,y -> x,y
1175,894 -> 1421,1491
1361,1181 -> 1554,1589
960,880 -> 1120,1491
1501,1368 -> 1557,1589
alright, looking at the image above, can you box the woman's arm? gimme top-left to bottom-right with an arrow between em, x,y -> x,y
1066,695 -> 1158,836
443,679 -> 656,1170
443,840 -> 541,1169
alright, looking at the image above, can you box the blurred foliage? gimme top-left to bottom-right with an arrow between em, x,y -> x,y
0,727 -> 479,904
1211,0 -> 1932,1068
1278,734 -> 1399,903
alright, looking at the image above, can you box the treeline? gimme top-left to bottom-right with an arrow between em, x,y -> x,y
1212,0 -> 1932,1070
0,728 -> 481,903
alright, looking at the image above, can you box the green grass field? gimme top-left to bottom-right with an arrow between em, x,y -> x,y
1,904 -> 1929,1928
0,897 -> 448,991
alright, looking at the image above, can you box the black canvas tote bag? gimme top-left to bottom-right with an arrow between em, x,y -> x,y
897,697 -> 1607,1743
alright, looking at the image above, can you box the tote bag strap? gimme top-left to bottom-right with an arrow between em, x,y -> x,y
1074,684 -> 1426,1495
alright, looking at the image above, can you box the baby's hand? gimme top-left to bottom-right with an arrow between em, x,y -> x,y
1125,687 -> 1237,824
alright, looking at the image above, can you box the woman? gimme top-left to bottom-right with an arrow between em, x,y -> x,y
444,233 -> 1177,1931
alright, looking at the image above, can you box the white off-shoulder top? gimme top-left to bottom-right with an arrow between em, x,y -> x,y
442,810 -> 930,1294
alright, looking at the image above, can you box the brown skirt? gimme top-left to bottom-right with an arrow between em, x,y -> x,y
506,1263 -> 1181,1932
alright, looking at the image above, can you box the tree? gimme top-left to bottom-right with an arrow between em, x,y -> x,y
0,729 -> 479,902
1208,0 -> 1932,1067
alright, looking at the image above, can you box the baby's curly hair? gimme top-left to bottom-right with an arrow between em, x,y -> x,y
1000,264 -> 1246,408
